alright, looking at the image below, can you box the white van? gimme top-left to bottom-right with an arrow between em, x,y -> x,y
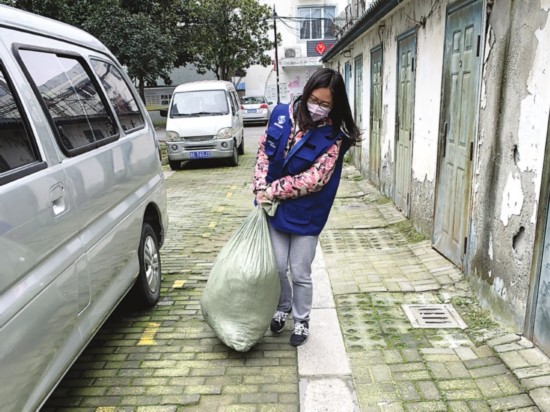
161,80 -> 244,169
0,5 -> 168,410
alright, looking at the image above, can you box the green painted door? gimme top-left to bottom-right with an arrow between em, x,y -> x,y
533,210 -> 550,356
530,115 -> 550,356
433,0 -> 483,268
394,31 -> 416,215
353,55 -> 363,167
370,46 -> 382,186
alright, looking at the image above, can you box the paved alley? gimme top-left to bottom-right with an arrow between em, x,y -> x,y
43,144 -> 550,411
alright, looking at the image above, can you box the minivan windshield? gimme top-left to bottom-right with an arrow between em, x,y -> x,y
170,90 -> 229,117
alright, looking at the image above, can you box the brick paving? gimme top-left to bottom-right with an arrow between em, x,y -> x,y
42,150 -> 550,411
321,167 -> 550,412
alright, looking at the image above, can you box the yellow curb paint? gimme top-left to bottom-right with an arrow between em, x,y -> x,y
96,408 -> 116,412
217,206 -> 225,212
208,222 -> 217,228
202,233 -> 211,238
226,192 -> 233,198
172,280 -> 186,288
138,322 -> 160,346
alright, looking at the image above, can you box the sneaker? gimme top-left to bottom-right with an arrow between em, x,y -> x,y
270,310 -> 291,333
290,321 -> 309,346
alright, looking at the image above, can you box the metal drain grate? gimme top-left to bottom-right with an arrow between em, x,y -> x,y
402,304 -> 467,329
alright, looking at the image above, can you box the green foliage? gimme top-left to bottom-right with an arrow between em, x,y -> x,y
1,0 -> 181,100
82,6 -> 177,98
1,0 -> 279,89
183,0 -> 276,80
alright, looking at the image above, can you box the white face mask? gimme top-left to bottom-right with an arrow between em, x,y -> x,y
307,101 -> 331,122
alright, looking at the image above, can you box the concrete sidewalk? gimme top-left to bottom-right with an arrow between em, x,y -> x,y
303,165 -> 550,411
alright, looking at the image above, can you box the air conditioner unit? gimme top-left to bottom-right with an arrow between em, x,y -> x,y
284,47 -> 301,58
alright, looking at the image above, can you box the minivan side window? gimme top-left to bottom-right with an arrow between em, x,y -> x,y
90,59 -> 145,132
229,91 -> 239,114
0,65 -> 42,179
18,49 -> 117,156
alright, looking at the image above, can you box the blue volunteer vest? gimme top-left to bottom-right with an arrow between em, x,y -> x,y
264,104 -> 349,236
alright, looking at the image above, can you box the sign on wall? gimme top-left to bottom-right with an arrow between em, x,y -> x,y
307,40 -> 336,57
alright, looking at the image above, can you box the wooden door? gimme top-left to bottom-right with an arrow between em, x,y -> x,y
353,55 -> 363,167
394,31 -> 416,215
433,0 -> 483,268
369,46 -> 382,185
527,114 -> 550,357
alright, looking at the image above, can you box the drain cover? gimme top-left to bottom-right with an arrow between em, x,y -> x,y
402,304 -> 467,329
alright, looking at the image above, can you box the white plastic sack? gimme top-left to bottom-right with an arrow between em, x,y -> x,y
200,206 -> 280,352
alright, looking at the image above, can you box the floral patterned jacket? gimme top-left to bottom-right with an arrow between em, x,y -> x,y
252,105 -> 343,201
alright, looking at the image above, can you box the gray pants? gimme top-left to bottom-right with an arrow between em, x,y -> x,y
268,224 -> 319,323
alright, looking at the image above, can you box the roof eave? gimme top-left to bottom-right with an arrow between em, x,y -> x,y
322,0 -> 400,62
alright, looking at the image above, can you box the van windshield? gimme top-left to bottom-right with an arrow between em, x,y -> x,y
170,90 -> 229,117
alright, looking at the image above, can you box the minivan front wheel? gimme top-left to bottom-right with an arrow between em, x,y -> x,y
169,160 -> 181,170
229,144 -> 239,167
238,135 -> 245,155
130,223 -> 161,308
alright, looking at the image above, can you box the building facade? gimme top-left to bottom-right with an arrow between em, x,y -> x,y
243,0 -> 350,103
322,0 -> 550,356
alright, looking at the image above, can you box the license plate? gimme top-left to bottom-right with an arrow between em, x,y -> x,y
247,109 -> 257,113
189,151 -> 212,159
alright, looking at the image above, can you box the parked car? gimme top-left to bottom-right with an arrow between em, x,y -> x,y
240,95 -> 272,125
160,80 -> 244,169
0,5 -> 168,410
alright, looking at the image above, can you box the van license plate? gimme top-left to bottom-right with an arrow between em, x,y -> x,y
190,151 -> 212,159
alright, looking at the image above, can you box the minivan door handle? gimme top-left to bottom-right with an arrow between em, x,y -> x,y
50,183 -> 67,216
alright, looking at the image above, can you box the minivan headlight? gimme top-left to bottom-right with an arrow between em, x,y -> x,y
166,131 -> 180,142
215,127 -> 233,140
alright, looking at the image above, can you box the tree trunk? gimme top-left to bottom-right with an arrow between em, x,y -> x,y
138,75 -> 145,104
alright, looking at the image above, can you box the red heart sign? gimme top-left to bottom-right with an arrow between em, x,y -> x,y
315,42 -> 326,55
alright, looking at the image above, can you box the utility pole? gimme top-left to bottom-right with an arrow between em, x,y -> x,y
273,6 -> 280,103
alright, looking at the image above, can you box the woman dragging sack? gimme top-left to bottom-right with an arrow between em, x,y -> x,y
252,68 -> 361,346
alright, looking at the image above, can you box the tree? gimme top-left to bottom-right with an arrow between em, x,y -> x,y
183,0 -> 276,81
0,0 -> 184,102
82,5 -> 178,100
0,0 -> 74,22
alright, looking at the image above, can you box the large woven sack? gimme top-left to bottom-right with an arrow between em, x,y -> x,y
200,207 -> 280,352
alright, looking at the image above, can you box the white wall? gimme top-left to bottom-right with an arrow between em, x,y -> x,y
244,0 -> 350,102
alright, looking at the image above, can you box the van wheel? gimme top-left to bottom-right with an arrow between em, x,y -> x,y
169,160 -> 181,170
229,145 -> 239,167
238,136 -> 245,155
130,223 -> 161,308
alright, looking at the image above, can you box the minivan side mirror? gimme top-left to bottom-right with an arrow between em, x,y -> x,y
159,109 -> 168,117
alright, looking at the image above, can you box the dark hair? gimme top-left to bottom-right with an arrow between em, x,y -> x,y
295,68 -> 361,145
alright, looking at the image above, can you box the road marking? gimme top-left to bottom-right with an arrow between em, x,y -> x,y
208,222 -> 217,228
226,192 -> 233,198
172,280 -> 186,288
217,206 -> 225,212
138,322 -> 160,346
96,408 -> 116,412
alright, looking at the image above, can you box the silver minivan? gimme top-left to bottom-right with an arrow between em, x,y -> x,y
161,80 -> 244,169
0,6 -> 168,410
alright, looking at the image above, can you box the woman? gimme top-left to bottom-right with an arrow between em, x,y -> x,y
252,68 -> 361,346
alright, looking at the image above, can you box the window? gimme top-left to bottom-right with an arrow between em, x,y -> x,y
91,59 -> 145,132
229,91 -> 239,113
0,66 -> 41,176
170,90 -> 229,116
161,94 -> 171,106
241,96 -> 267,104
299,6 -> 336,40
18,49 -> 117,155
